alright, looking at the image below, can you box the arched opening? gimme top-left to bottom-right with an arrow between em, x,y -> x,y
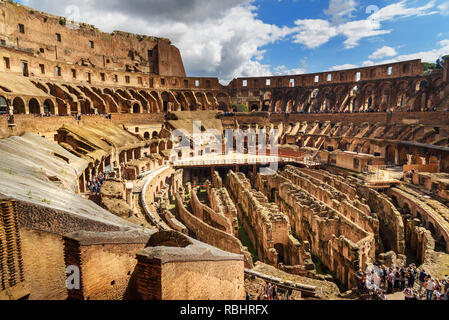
150,143 -> 158,154
385,145 -> 396,165
402,202 -> 411,216
29,98 -> 40,115
274,243 -> 284,264
159,141 -> 166,152
0,96 -> 8,115
161,92 -> 171,113
81,100 -> 91,115
43,99 -> 55,114
12,97 -> 25,114
417,80 -> 428,92
250,104 -> 259,112
152,131 -> 159,139
144,132 -> 150,139
270,188 -> 276,203
132,103 -> 140,114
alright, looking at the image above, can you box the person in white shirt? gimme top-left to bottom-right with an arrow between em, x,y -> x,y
426,278 -> 435,300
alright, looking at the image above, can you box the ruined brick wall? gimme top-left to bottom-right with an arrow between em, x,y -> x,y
211,171 -> 223,189
229,60 -> 423,90
226,60 -> 449,114
226,171 -> 308,268
175,193 -> 242,255
0,199 -> 28,300
0,113 -> 165,139
356,186 -> 405,254
0,1 -> 185,77
64,232 -> 149,300
405,219 -> 435,264
444,59 -> 449,83
190,188 -> 232,234
136,256 -> 245,300
20,227 -> 66,300
256,167 -> 376,288
207,182 -> 239,236
222,111 -> 449,127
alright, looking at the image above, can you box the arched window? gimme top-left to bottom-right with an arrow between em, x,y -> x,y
0,96 -> 8,114
12,97 -> 26,114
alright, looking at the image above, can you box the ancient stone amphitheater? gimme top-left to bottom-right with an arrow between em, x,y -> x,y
1,1 -> 449,301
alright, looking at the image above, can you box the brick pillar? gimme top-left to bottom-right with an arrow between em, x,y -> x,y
0,199 -> 29,300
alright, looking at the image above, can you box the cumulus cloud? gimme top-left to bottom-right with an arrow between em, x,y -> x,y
368,46 -> 398,60
330,63 -> 358,70
21,0 -> 298,83
439,2 -> 449,15
293,0 -> 437,49
292,19 -> 338,49
363,39 -> 449,65
324,0 -> 358,23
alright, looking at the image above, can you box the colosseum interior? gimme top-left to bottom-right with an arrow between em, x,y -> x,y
1,0 -> 449,302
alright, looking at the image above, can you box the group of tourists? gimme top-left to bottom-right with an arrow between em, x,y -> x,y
260,282 -> 280,300
404,169 -> 417,182
87,172 -> 106,195
356,264 -> 449,300
246,281 -> 289,300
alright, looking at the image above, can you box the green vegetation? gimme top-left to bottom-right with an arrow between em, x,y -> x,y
237,218 -> 259,263
41,198 -> 51,205
312,254 -> 347,292
423,55 -> 449,72
59,19 -> 66,26
312,254 -> 331,275
231,103 -> 249,112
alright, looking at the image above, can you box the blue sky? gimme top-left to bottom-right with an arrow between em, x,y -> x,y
17,0 -> 449,83
253,0 -> 449,73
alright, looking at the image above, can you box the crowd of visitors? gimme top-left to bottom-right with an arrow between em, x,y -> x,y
356,264 -> 449,300
246,281 -> 291,300
87,172 -> 106,195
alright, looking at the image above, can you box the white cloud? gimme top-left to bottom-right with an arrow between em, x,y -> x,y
363,39 -> 449,65
21,0 -> 298,83
292,19 -> 337,49
330,64 -> 358,70
363,60 -> 375,67
439,2 -> 449,15
368,46 -> 398,60
324,0 -> 358,23
293,1 -> 438,50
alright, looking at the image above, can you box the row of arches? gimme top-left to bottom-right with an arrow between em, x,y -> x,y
245,75 -> 445,114
27,78 -> 232,115
7,96 -> 56,115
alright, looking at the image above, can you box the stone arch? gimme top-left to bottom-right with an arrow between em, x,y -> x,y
12,97 -> 26,114
150,142 -> 158,154
250,104 -> 259,112
274,243 -> 284,264
385,145 -> 396,165
43,99 -> 55,114
161,91 -> 173,112
415,79 -> 429,92
0,96 -> 8,114
29,98 -> 41,114
132,103 -> 141,114
81,100 -> 92,115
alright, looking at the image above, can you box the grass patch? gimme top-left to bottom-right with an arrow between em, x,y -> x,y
312,254 -> 347,292
237,218 -> 259,263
